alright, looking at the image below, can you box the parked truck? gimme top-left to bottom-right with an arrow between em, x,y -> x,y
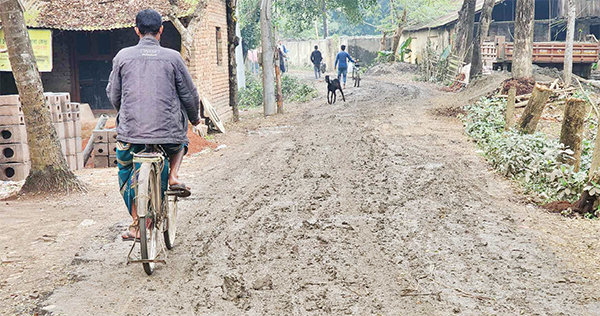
483,36 -> 600,78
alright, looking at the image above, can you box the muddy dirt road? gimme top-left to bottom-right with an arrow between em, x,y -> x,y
3,73 -> 600,315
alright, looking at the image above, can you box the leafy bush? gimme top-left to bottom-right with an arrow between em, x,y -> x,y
238,73 -> 264,109
239,72 -> 318,108
463,97 -> 589,202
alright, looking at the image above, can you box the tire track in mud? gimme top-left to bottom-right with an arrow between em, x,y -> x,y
40,77 -> 600,315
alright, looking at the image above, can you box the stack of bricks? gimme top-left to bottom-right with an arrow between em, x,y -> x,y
93,128 -> 118,168
0,95 -> 30,181
45,92 -> 84,171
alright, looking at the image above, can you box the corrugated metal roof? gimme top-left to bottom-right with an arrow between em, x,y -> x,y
22,0 -> 200,31
406,0 -> 505,32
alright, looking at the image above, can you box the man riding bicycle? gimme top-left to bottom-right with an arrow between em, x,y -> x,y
106,9 -> 201,240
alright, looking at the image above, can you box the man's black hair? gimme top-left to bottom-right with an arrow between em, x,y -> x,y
136,9 -> 163,35
341,45 -> 346,51
314,45 -> 319,50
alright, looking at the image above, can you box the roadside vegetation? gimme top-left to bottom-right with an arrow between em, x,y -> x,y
463,96 -> 599,217
239,72 -> 318,109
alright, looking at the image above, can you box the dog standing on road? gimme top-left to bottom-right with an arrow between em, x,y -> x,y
325,75 -> 345,104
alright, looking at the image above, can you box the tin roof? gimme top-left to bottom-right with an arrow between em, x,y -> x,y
406,0 -> 505,32
23,0 -> 199,31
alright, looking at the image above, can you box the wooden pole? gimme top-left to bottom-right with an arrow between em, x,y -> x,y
517,83 -> 552,133
275,49 -> 283,114
260,0 -> 276,116
559,98 -> 588,171
505,86 -> 516,131
563,0 -> 576,87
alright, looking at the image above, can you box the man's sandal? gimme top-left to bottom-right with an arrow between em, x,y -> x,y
121,219 -> 140,242
169,183 -> 191,198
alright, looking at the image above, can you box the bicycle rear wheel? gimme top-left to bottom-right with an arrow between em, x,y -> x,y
137,163 -> 158,275
163,196 -> 178,249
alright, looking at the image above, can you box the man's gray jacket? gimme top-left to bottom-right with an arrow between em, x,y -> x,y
107,36 -> 200,145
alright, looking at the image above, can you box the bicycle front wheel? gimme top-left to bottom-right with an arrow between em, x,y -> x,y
137,163 -> 158,275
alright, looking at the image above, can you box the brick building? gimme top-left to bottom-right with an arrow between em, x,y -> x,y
0,0 -> 232,120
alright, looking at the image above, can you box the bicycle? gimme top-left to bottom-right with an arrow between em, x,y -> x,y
352,60 -> 362,88
126,145 -> 180,275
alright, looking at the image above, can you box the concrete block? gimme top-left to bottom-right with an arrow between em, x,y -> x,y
94,155 -> 109,168
0,125 -> 27,144
76,152 -> 84,170
108,142 -> 117,155
75,137 -> 82,153
53,122 -> 65,139
44,93 -> 60,105
0,162 -> 30,181
67,154 -> 77,171
71,111 -> 81,122
106,129 -> 118,143
74,120 -> 82,137
60,102 -> 71,113
94,143 -> 109,156
65,138 -> 76,155
46,103 -> 61,114
63,112 -> 73,122
52,113 -> 63,123
109,155 -> 118,167
55,93 -> 71,107
64,121 -> 76,138
0,115 -> 24,125
59,139 -> 66,156
0,143 -> 29,163
93,130 -> 109,143
69,102 -> 80,113
0,95 -> 21,106
0,104 -> 22,116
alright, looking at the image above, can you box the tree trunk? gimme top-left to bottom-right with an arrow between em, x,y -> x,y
513,0 -> 535,79
168,1 -> 207,84
518,83 -> 552,133
391,10 -> 407,61
0,0 -> 83,193
563,0 -> 576,87
505,86 -> 516,131
559,98 -> 588,171
380,32 -> 387,52
226,0 -> 240,122
260,0 -> 276,116
452,0 -> 477,64
321,0 -> 328,39
470,0 -> 495,78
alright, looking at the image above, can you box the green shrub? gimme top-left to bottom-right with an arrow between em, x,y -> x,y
238,73 -> 264,109
463,97 -> 589,202
239,72 -> 318,108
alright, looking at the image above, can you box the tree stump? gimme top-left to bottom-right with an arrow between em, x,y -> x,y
559,98 -> 588,171
505,86 -> 516,131
517,83 -> 552,134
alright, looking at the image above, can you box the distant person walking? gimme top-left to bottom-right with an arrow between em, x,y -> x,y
310,45 -> 323,79
335,45 -> 355,88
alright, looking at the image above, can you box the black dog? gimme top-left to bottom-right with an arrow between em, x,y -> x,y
325,75 -> 345,104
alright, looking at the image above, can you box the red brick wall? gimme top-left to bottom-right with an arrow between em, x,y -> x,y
190,0 -> 232,121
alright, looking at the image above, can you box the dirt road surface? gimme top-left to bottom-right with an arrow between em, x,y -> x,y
2,72 -> 600,315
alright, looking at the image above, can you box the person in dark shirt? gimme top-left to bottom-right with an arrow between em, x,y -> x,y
334,45 -> 355,88
310,46 -> 323,79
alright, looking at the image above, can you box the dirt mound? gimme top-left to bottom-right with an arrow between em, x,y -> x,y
542,200 -> 575,213
187,126 -> 217,154
366,62 -> 417,76
432,106 -> 466,118
501,77 -> 536,95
